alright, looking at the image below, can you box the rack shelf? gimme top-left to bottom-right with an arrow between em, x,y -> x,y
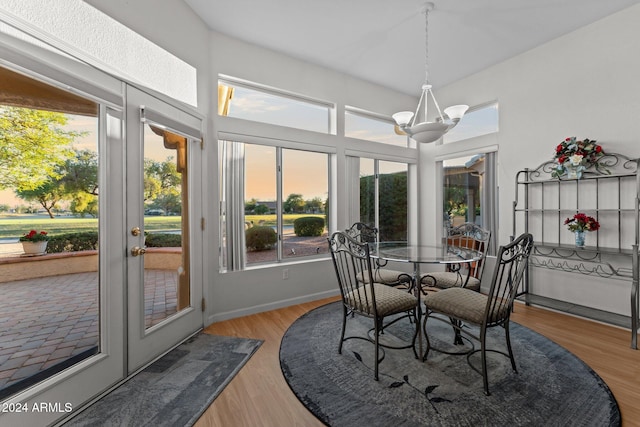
512,153 -> 640,348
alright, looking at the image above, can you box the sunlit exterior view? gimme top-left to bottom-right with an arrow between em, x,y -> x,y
0,71 -> 190,398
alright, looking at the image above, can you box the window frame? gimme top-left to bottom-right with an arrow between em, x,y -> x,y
218,136 -> 333,272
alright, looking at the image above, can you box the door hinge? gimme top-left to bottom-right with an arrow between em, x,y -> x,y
201,297 -> 206,312
200,138 -> 204,150
201,217 -> 205,230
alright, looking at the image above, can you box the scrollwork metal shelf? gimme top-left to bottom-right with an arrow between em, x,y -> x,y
512,153 -> 640,348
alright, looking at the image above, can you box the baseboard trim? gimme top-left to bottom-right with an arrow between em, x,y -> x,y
206,289 -> 340,325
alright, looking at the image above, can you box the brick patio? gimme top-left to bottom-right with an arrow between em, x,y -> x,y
0,269 -> 177,398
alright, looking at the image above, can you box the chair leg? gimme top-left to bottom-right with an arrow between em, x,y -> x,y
374,317 -> 380,381
422,311 -> 431,361
504,321 -> 518,373
480,324 -> 490,396
338,305 -> 347,354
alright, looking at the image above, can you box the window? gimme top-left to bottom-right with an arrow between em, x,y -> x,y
218,78 -> 332,134
219,140 -> 329,271
441,152 -> 497,254
345,108 -> 408,147
359,158 -> 408,241
443,102 -> 498,144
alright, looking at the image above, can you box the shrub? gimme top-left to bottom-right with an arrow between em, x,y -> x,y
246,226 -> 277,251
145,233 -> 182,248
47,232 -> 99,253
293,216 -> 325,237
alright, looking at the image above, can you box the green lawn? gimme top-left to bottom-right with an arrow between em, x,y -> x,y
0,215 -> 182,239
0,213 -> 325,239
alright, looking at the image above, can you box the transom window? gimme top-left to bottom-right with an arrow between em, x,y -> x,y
345,107 -> 408,147
218,77 -> 333,134
443,102 -> 499,144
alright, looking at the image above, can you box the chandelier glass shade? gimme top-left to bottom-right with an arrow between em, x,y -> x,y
393,3 -> 468,144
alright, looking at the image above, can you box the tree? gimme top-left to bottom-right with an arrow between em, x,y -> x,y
63,150 -> 99,217
283,193 -> 305,213
254,204 -> 270,215
305,197 -> 324,213
0,106 -> 79,191
15,179 -> 65,218
144,157 -> 181,214
63,149 -> 98,196
245,198 -> 258,213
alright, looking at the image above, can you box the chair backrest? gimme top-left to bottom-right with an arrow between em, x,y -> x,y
484,232 -> 534,327
345,222 -> 378,244
328,231 -> 377,316
446,222 -> 491,280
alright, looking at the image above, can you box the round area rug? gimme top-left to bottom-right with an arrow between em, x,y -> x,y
279,302 -> 621,427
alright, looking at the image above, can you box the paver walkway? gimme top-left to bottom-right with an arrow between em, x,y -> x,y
0,270 -> 177,397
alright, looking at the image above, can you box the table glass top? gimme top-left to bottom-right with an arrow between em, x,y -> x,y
369,241 -> 483,264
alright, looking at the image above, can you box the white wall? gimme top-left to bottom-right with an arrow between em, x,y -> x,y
424,3 -> 640,315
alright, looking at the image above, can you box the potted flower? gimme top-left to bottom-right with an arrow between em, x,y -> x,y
19,229 -> 50,255
564,213 -> 600,247
552,137 -> 605,179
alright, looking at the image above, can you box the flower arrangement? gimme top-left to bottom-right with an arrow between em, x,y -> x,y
552,137 -> 605,178
19,229 -> 50,242
564,213 -> 600,233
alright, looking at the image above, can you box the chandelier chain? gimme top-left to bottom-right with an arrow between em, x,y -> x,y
424,5 -> 430,85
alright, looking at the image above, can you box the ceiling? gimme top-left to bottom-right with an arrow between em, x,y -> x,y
184,0 -> 640,96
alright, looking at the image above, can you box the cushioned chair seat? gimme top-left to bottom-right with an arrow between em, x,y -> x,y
346,283 -> 418,317
424,287 -> 508,325
421,271 -> 481,291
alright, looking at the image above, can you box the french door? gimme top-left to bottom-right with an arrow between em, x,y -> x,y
125,86 -> 204,372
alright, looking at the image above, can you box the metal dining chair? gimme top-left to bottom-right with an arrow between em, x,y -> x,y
346,222 -> 413,288
420,222 -> 491,292
422,232 -> 534,395
328,231 -> 419,380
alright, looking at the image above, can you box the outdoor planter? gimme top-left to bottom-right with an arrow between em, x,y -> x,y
22,241 -> 48,255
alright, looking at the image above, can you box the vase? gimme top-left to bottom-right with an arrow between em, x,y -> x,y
574,231 -> 586,248
566,165 -> 583,179
21,241 -> 48,255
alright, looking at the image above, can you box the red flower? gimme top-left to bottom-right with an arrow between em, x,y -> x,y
556,144 -> 564,153
565,137 -> 571,142
565,213 -> 600,232
595,145 -> 602,153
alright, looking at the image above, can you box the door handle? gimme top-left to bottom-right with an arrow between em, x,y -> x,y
131,246 -> 147,257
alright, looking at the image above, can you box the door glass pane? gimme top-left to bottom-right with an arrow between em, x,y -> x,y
378,161 -> 408,241
282,149 -> 329,259
443,154 -> 485,229
245,144 -> 277,265
142,124 -> 190,328
0,68 -> 100,398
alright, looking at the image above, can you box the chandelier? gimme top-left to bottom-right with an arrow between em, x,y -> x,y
393,2 -> 468,144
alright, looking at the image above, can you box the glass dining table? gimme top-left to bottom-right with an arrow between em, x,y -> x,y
368,241 -> 484,355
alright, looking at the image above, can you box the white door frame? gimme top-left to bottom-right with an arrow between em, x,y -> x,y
125,85 -> 204,373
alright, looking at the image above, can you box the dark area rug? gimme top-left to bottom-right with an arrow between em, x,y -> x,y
65,333 -> 262,427
280,302 -> 620,427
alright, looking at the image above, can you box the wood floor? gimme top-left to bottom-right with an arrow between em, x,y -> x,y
195,296 -> 640,427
